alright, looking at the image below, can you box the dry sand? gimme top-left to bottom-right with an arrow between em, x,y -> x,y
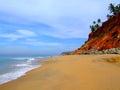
0,54 -> 120,90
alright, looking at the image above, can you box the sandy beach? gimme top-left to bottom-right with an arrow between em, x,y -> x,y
0,54 -> 120,90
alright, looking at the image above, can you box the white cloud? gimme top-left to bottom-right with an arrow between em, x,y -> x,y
43,24 -> 88,38
1,0 -> 120,55
0,29 -> 37,41
0,33 -> 22,41
22,39 -> 61,46
0,0 -> 119,39
17,29 -> 36,37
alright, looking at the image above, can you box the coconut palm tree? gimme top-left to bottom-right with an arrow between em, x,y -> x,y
108,3 -> 116,15
97,19 -> 101,23
108,3 -> 120,15
115,4 -> 120,13
90,25 -> 96,32
93,21 -> 96,24
90,19 -> 102,32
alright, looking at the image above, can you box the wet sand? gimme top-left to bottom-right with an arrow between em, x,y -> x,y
0,54 -> 120,90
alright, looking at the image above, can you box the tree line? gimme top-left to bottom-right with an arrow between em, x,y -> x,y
90,3 -> 120,32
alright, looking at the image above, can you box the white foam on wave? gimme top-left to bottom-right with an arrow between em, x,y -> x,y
26,58 -> 36,64
13,56 -> 43,60
14,63 -> 30,67
0,56 -> 48,85
0,65 -> 41,85
12,57 -> 28,60
12,58 -> 35,67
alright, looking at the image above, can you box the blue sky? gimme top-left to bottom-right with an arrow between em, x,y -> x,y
0,0 -> 119,56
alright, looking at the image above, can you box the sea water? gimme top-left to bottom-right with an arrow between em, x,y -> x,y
0,56 -> 49,85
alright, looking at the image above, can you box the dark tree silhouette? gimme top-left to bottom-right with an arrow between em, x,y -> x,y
90,3 -> 120,32
97,19 -> 101,23
108,3 -> 116,15
90,25 -> 96,32
90,19 -> 102,32
108,3 -> 120,16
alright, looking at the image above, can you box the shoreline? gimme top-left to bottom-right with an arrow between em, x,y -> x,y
0,62 -> 41,85
0,57 -> 47,85
0,54 -> 120,90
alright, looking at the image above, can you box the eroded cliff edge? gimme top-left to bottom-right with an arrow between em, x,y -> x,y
73,13 -> 120,54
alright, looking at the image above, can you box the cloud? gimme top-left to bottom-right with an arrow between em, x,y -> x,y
43,24 -> 88,38
17,29 -> 36,37
0,34 -> 21,41
0,0 -> 119,39
0,0 -> 120,55
0,29 -> 37,41
21,39 -> 62,46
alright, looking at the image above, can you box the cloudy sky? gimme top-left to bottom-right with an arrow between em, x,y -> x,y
0,0 -> 119,56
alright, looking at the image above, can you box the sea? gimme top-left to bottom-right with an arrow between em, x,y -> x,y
0,55 -> 50,85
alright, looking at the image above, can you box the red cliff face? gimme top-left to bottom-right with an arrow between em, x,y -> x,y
73,13 -> 120,54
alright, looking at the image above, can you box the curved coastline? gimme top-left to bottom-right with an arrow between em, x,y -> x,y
0,54 -> 120,90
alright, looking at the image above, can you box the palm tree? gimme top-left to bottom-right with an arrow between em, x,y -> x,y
90,19 -> 102,32
90,25 -> 96,32
108,3 -> 120,15
93,21 -> 96,24
95,24 -> 99,29
108,3 -> 116,15
115,4 -> 120,13
97,19 -> 101,23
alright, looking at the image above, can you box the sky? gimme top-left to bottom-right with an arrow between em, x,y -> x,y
0,0 -> 119,56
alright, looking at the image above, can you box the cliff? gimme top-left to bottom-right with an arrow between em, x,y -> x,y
73,13 -> 120,54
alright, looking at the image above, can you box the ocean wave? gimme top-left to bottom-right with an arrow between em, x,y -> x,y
26,58 -> 35,63
12,58 -> 38,67
14,63 -> 31,67
12,56 -> 45,61
0,55 -> 49,85
0,65 -> 41,85
12,57 -> 29,60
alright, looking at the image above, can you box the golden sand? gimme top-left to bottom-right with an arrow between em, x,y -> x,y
0,54 -> 120,90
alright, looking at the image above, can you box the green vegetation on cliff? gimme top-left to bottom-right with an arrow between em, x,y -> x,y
90,3 -> 120,32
